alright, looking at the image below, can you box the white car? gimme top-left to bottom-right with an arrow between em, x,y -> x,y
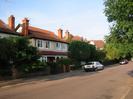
119,59 -> 128,65
83,61 -> 104,72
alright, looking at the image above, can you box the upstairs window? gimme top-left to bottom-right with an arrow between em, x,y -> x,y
56,42 -> 61,49
61,44 -> 65,50
37,40 -> 42,47
46,41 -> 50,48
56,42 -> 59,48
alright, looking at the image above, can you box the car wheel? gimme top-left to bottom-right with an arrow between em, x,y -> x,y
94,68 -> 98,71
84,69 -> 89,72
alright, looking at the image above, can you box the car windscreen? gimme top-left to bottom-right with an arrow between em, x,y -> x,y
96,62 -> 101,65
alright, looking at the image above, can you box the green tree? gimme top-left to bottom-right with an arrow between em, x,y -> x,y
0,37 -> 40,78
68,41 -> 96,63
104,0 -> 133,59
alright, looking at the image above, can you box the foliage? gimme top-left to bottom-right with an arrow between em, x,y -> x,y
24,61 -> 47,73
68,41 -> 97,62
95,50 -> 106,62
0,37 -> 40,76
104,0 -> 133,60
104,0 -> 133,23
0,38 -> 15,76
57,58 -> 72,66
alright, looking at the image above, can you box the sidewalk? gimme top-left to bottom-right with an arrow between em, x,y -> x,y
0,64 -> 119,88
0,70 -> 87,88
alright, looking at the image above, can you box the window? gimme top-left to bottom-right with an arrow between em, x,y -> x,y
43,57 -> 47,62
46,41 -> 50,48
56,42 -> 59,48
37,40 -> 42,47
62,44 -> 65,50
56,42 -> 61,49
96,62 -> 101,65
86,62 -> 93,65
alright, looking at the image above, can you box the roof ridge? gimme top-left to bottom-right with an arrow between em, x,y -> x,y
29,26 -> 54,34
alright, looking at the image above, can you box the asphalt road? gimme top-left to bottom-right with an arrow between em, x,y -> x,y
0,63 -> 133,99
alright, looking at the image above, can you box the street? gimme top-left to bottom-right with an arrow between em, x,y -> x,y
0,63 -> 133,99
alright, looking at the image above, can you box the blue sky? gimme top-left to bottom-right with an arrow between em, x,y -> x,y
0,0 -> 109,40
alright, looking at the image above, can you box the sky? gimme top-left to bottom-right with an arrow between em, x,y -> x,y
0,0 -> 109,40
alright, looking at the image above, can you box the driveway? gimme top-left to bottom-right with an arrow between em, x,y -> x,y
0,62 -> 133,99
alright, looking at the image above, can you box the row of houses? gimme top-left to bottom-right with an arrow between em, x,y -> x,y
0,15 -> 105,62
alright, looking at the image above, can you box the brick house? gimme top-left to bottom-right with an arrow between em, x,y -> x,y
15,16 -> 68,62
0,15 -> 19,38
0,15 -> 68,62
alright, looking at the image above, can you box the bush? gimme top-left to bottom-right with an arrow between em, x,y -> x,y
57,58 -> 72,66
24,61 -> 48,73
102,59 -> 119,66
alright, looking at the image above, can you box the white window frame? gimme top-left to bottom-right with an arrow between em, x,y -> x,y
37,40 -> 43,48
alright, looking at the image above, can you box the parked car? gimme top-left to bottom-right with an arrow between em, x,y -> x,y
119,59 -> 128,65
83,61 -> 104,72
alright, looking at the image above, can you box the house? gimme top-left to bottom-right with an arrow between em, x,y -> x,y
15,17 -> 68,62
0,15 -> 68,62
89,40 -> 105,50
0,15 -> 19,38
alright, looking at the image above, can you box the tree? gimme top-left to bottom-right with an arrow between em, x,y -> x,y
0,37 -> 40,78
68,41 -> 96,63
104,0 -> 133,59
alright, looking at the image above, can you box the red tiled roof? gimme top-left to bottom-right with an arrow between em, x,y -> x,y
39,51 -> 68,55
72,36 -> 83,41
90,40 -> 105,49
28,26 -> 68,43
0,20 -> 18,35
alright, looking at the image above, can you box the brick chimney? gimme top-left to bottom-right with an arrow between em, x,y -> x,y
58,28 -> 63,39
21,18 -> 29,36
65,30 -> 70,39
8,15 -> 15,30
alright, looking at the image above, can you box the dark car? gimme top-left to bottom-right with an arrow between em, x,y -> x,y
119,59 -> 128,65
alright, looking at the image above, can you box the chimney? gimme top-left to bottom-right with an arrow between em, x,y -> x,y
8,15 -> 15,30
58,28 -> 63,39
65,30 -> 70,39
22,18 -> 29,36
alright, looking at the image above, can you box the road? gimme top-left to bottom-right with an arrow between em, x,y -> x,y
0,62 -> 133,99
